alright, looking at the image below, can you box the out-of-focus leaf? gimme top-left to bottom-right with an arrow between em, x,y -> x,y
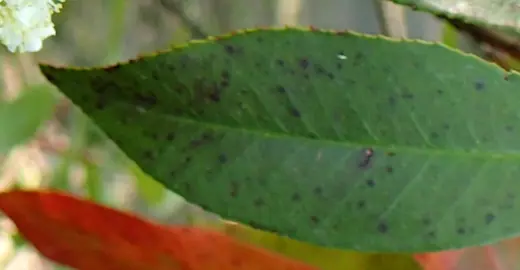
441,23 -> 458,48
218,221 -> 421,270
0,190 -> 317,270
130,161 -> 166,206
389,0 -> 520,32
414,250 -> 463,270
41,28 -> 520,252
85,161 -> 103,201
415,237 -> 520,270
0,84 -> 56,154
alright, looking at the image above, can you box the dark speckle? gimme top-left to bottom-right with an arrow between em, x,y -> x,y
218,153 -> 227,164
506,125 -> 514,132
357,200 -> 366,209
430,132 -> 439,139
276,85 -> 286,93
166,132 -> 175,141
457,227 -> 466,235
388,96 -> 396,105
253,198 -> 264,207
221,70 -> 230,80
276,59 -> 285,66
437,89 -> 444,95
475,81 -> 485,91
422,217 -> 431,226
313,187 -> 323,196
366,179 -> 375,187
386,166 -> 394,173
485,213 -> 495,224
310,216 -> 319,224
386,152 -> 396,157
377,222 -> 389,233
144,150 -> 155,160
290,107 -> 301,117
427,231 -> 436,238
230,181 -> 239,197
358,148 -> 374,168
224,45 -> 236,54
291,193 -> 301,202
299,58 -> 309,69
402,92 -> 414,99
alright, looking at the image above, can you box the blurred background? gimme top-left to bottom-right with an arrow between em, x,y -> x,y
0,0 -> 512,268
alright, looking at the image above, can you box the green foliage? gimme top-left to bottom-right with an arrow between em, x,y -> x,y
39,28 -> 520,253
0,84 -> 57,154
390,0 -> 520,31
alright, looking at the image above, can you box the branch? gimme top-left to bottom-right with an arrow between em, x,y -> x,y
159,0 -> 208,39
439,15 -> 520,65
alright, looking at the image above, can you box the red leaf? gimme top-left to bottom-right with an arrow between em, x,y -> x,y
414,250 -> 464,270
0,190 -> 317,270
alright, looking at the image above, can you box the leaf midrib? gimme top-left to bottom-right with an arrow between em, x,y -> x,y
101,103 -> 520,160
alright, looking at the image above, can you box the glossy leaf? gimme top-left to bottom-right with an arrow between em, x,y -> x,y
389,0 -> 520,32
0,84 -> 57,154
0,190 -> 317,270
39,28 -> 520,252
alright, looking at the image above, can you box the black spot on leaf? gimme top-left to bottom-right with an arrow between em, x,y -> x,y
357,200 -> 366,209
377,222 -> 389,233
358,148 -> 374,168
366,179 -> 375,187
230,181 -> 239,197
290,107 -> 301,117
386,152 -> 396,157
310,216 -> 319,224
291,193 -> 301,202
475,81 -> 485,91
422,217 -> 431,226
218,153 -> 227,164
254,198 -> 264,207
276,85 -> 286,93
299,58 -> 309,69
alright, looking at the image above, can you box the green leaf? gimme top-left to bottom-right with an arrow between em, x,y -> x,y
39,28 -> 520,252
130,160 -> 166,206
389,0 -> 520,32
0,84 -> 57,154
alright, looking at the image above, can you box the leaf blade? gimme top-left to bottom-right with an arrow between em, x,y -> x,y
0,190 -> 317,270
39,28 -> 520,252
0,84 -> 57,154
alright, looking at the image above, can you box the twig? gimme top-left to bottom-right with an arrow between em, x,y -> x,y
159,0 -> 207,39
440,15 -> 520,62
373,0 -> 408,38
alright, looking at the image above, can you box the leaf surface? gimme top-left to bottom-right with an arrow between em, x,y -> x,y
389,0 -> 520,32
39,28 -> 520,252
0,190 -> 317,270
0,84 -> 57,154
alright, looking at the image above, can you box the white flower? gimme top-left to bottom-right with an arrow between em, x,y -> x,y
0,0 -> 65,53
